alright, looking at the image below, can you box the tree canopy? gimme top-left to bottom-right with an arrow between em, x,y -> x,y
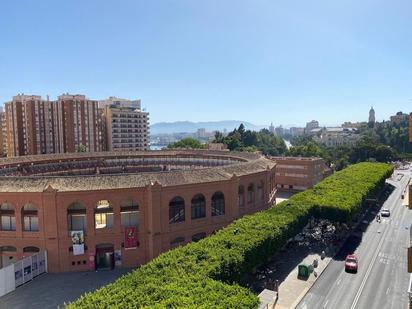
213,124 -> 287,155
168,138 -> 206,149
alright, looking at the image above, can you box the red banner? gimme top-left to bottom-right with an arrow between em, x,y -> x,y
124,227 -> 138,249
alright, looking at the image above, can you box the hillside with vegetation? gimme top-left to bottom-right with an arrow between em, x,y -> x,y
67,162 -> 393,309
213,124 -> 287,155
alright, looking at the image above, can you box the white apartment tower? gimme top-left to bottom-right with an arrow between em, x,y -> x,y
101,97 -> 149,151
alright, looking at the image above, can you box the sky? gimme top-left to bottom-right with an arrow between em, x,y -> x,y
0,0 -> 411,127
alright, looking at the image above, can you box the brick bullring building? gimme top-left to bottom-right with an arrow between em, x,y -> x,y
0,150 -> 276,272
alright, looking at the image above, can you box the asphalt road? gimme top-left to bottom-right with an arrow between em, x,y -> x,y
296,170 -> 411,309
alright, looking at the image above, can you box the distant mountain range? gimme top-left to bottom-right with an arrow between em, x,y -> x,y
150,120 -> 264,135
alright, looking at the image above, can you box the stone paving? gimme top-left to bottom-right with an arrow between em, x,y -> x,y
275,253 -> 331,309
0,268 -> 132,309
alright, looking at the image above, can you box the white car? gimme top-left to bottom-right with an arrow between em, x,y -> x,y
381,209 -> 390,217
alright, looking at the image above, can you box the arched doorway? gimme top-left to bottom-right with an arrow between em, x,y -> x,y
0,246 -> 17,268
95,243 -> 114,270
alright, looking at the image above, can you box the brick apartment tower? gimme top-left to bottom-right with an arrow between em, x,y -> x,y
0,108 -> 5,156
5,95 -> 56,156
4,94 -> 101,157
55,94 -> 101,153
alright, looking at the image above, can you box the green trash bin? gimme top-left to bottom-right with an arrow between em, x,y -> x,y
298,263 -> 310,279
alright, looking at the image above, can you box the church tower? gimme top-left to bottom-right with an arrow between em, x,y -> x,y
369,107 -> 375,123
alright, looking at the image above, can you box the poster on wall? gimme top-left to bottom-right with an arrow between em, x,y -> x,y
124,227 -> 137,249
71,230 -> 85,255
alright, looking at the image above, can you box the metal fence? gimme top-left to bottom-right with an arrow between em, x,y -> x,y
0,251 -> 47,297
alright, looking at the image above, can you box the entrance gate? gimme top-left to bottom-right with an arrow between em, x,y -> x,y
95,244 -> 114,270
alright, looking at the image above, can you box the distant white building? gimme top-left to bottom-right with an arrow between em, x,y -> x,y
197,128 -> 207,138
313,127 -> 360,147
269,122 -> 275,134
99,96 -> 141,110
390,111 -> 408,125
275,126 -> 284,136
290,127 -> 304,136
306,120 -> 319,132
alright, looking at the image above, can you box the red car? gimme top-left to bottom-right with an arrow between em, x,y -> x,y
345,254 -> 358,273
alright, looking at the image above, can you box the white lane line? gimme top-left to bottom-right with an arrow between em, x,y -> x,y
349,181 -> 407,309
323,299 -> 329,308
386,287 -> 390,295
350,215 -> 390,309
336,278 -> 342,286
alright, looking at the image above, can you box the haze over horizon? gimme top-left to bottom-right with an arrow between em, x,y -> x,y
1,1 -> 411,127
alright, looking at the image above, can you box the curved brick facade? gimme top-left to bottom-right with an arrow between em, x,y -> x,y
0,150 -> 276,272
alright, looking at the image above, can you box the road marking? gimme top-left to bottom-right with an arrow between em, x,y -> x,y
323,299 -> 329,308
336,278 -> 341,286
350,212 -> 390,309
349,178 -> 408,309
386,287 -> 390,295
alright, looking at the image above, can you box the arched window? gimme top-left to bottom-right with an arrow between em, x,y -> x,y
170,236 -> 185,247
23,246 -> 40,253
191,194 -> 206,220
0,246 -> 17,252
67,202 -> 86,232
211,192 -> 225,216
257,180 -> 264,202
0,203 -> 16,231
192,232 -> 207,242
95,200 -> 113,229
22,203 -> 39,232
120,199 -> 139,228
169,197 -> 185,224
247,183 -> 254,206
238,186 -> 245,208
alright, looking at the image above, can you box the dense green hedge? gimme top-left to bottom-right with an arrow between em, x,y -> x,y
67,162 -> 393,309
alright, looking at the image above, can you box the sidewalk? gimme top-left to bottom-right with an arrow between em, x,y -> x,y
0,268 -> 131,309
251,219 -> 345,309
275,253 -> 331,309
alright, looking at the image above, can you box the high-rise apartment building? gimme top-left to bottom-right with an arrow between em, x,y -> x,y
55,94 -> 101,153
5,95 -> 57,156
0,107 -> 5,156
4,94 -> 102,157
101,97 -> 149,151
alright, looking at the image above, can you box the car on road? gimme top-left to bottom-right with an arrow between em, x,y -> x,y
345,254 -> 358,273
381,209 -> 391,217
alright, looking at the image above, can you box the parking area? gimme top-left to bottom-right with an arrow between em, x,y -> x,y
0,268 -> 132,309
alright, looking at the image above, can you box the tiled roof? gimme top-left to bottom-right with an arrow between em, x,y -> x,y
0,151 -> 274,193
0,150 -> 259,166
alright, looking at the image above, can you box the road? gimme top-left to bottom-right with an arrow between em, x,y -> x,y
296,170 -> 411,309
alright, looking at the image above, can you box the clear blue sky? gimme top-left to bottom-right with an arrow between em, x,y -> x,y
1,0 -> 411,127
